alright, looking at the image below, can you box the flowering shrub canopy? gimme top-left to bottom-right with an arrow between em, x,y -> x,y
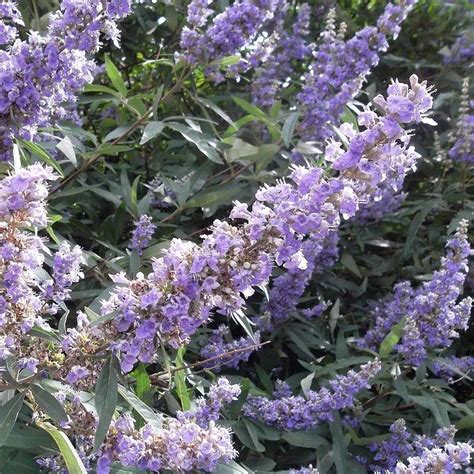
0,0 -> 472,473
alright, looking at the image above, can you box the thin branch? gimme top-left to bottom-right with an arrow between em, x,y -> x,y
149,340 -> 270,382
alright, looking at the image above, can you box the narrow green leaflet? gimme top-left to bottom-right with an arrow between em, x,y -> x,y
184,183 -> 241,209
232,96 -> 267,120
214,460 -> 249,474
0,392 -> 26,447
104,54 -> 128,97
38,422 -> 87,474
0,449 -> 39,473
140,121 -> 165,145
174,347 -> 190,411
118,385 -> 162,430
3,425 -> 56,450
94,355 -> 119,451
402,201 -> 437,257
230,378 -> 250,419
131,363 -> 152,403
32,385 -> 68,423
329,413 -> 350,474
379,318 -> 406,357
19,140 -> 64,176
56,136 -> 77,166
282,112 -> 299,146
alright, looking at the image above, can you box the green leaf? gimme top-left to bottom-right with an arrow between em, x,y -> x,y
130,250 -> 140,275
209,55 -> 242,67
0,393 -> 25,447
340,252 -> 363,279
28,325 -> 61,343
4,425 -> 56,450
152,85 -> 164,120
118,385 -> 162,430
225,139 -> 258,161
214,460 -> 249,474
94,355 -> 119,451
140,121 -> 165,145
174,348 -> 190,411
403,202 -> 437,257
456,415 -> 474,431
341,107 -> 359,130
0,448 -> 39,473
329,298 -> 341,336
56,136 -> 77,167
282,431 -> 328,448
184,183 -> 241,209
38,422 -> 87,474
254,364 -> 273,394
84,84 -> 121,96
32,385 -> 68,423
19,140 -> 64,177
231,309 -> 255,339
223,114 -> 256,137
233,420 -> 265,452
105,125 -> 134,143
243,419 -> 265,452
197,97 -> 235,126
105,54 -> 128,97
131,363 -> 152,404
231,378 -> 250,419
408,395 -> 450,427
282,112 -> 299,147
232,97 -> 267,120
300,372 -> 315,397
379,318 -> 406,358
166,122 -> 222,163
330,412 -> 350,474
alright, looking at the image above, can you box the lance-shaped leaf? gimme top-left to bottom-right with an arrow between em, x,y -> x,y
32,385 -> 68,423
38,421 -> 87,474
0,392 -> 25,447
94,355 -> 119,451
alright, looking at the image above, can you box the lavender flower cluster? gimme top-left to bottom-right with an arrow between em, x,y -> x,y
250,3 -> 312,107
369,419 -> 474,473
297,0 -> 417,143
243,360 -> 381,430
431,355 -> 474,382
180,0 -> 282,82
261,74 -> 434,330
0,0 -> 131,161
0,165 -> 83,374
444,30 -> 474,66
97,378 -> 240,473
200,325 -> 261,371
395,442 -> 473,473
360,221 -> 472,366
449,78 -> 473,164
98,76 -> 435,374
129,214 -> 156,255
36,378 -> 240,473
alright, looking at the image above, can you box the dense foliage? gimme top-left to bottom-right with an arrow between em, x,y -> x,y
0,0 -> 472,472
